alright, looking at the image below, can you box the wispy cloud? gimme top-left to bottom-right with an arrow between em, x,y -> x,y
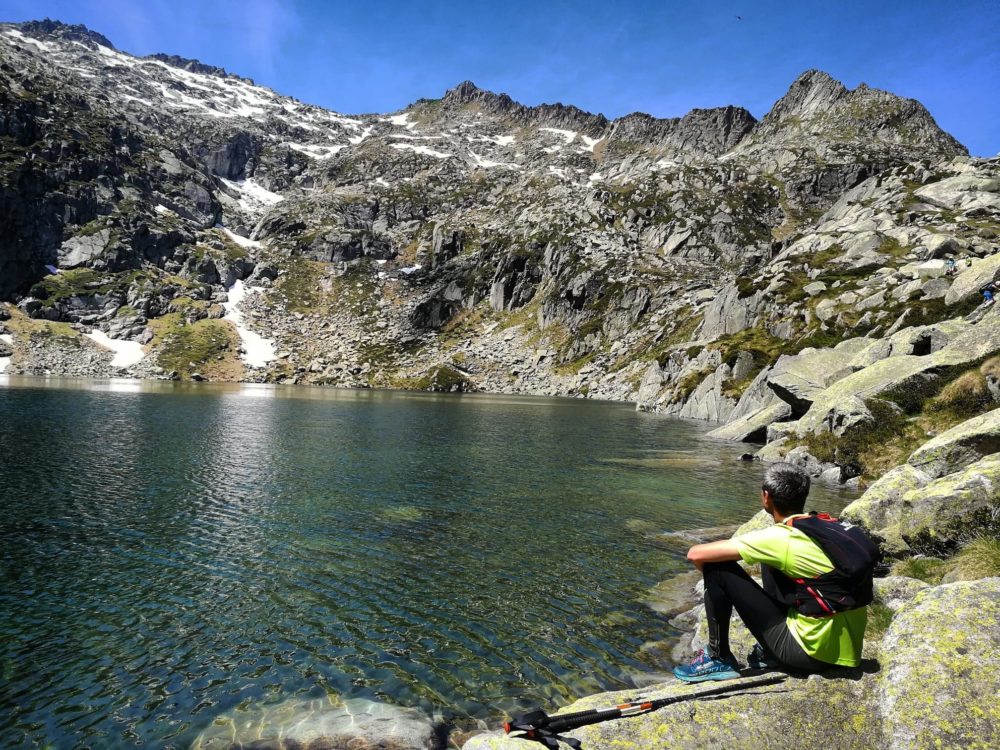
28,0 -> 305,84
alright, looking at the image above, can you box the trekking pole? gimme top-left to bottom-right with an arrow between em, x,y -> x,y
503,673 -> 787,749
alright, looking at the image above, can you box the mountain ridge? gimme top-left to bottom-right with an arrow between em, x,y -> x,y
0,15 -> 984,406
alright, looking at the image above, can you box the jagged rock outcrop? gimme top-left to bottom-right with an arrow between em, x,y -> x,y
606,105 -> 757,158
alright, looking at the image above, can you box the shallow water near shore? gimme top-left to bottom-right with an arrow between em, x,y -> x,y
0,377 -> 855,748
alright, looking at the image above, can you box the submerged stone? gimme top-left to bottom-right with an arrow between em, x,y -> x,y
192,697 -> 444,750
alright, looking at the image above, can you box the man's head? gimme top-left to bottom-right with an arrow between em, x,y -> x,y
761,462 -> 810,517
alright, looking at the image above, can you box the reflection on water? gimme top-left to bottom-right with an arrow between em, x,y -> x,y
0,377 -> 856,748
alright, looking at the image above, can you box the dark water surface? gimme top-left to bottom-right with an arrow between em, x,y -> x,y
0,377 -> 853,748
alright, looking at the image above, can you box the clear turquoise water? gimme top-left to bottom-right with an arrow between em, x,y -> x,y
0,378 -> 853,748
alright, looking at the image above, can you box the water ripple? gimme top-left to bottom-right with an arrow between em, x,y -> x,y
0,383 -> 857,748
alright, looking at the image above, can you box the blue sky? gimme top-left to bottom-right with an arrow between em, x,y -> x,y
3,0 -> 998,155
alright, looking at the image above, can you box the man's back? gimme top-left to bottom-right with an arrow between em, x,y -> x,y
734,523 -> 867,667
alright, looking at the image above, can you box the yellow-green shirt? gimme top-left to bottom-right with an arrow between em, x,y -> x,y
733,523 -> 866,666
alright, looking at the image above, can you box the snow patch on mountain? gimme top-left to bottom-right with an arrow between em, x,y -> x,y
223,280 -> 276,369
469,151 -> 520,170
219,178 -> 284,213
391,143 -> 451,159
386,113 -> 417,131
287,142 -> 347,159
84,330 -> 146,368
221,227 -> 261,249
349,125 -> 375,145
0,333 -> 13,374
541,127 -> 577,144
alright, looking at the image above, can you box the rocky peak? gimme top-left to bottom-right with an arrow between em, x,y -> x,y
442,80 -> 519,112
531,101 -> 608,135
730,69 -> 967,172
762,69 -> 849,124
439,80 -> 607,134
17,18 -> 114,50
144,53 -> 252,84
608,105 -> 756,157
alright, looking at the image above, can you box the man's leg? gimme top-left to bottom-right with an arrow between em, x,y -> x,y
702,560 -> 787,661
702,561 -> 829,672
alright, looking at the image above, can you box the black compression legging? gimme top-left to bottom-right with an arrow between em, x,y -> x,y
702,561 -> 831,672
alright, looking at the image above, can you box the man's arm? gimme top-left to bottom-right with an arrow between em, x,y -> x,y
686,540 -> 742,570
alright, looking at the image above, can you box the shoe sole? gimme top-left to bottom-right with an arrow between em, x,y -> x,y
672,669 -> 741,683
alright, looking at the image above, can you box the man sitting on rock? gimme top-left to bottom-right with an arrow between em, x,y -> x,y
673,462 -> 870,682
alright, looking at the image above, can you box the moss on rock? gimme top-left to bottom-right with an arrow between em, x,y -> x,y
878,579 -> 1000,749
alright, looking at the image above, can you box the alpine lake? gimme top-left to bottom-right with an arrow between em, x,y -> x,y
0,377 -> 856,748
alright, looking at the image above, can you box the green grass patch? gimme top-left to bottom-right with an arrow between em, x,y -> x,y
30,269 -> 124,305
554,352 -> 596,377
889,556 -> 950,585
801,398 -> 922,478
899,295 -> 980,329
814,262 -> 882,287
273,258 -> 325,313
947,535 -> 1000,581
736,276 -> 764,300
708,327 -> 789,372
865,602 -> 895,639
671,366 -> 715,403
395,364 -> 469,392
155,318 -> 235,378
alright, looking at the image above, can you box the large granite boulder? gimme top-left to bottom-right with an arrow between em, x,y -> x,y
914,173 -> 1000,214
895,454 -> 1000,554
697,286 -> 764,341
727,365 -> 785,423
872,575 -> 929,612
674,365 -> 739,422
788,313 -> 1000,436
733,509 -> 772,536
767,338 -> 873,413
643,570 -> 702,617
788,354 -> 932,435
842,464 -> 932,554
465,667 -> 881,750
706,400 -> 792,443
58,228 -> 113,268
466,579 -> 1000,750
908,408 -> 1000,478
878,578 -> 1000,750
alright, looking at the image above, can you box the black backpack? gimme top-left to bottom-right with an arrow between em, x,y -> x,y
762,512 -> 880,617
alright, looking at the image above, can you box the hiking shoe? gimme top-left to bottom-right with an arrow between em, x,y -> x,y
672,650 -> 740,683
747,644 -> 780,671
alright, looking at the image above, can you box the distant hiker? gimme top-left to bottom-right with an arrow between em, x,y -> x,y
981,281 -> 997,306
673,462 -> 876,682
945,257 -> 957,276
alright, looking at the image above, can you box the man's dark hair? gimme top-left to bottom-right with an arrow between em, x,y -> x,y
762,462 -> 810,515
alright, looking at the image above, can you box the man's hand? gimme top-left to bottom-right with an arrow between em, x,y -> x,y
686,540 -> 742,570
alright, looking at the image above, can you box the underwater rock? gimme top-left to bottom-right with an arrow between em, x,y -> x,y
193,696 -> 445,750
